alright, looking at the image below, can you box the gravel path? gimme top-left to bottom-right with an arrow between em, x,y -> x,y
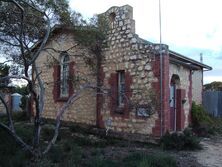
194,136 -> 222,167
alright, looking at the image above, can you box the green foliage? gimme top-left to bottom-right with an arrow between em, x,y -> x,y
11,86 -> 29,111
0,126 -> 31,167
87,157 -> 118,167
160,128 -> 201,151
122,152 -> 177,167
0,0 -> 72,63
191,102 -> 213,127
0,112 -> 28,123
0,123 -> 180,166
73,15 -> 109,72
65,145 -> 83,166
191,102 -> 216,136
47,145 -> 65,163
191,102 -> 222,136
0,64 -> 10,77
204,81 -> 222,91
15,123 -> 33,143
13,86 -> 29,96
74,15 -> 109,50
29,158 -> 54,167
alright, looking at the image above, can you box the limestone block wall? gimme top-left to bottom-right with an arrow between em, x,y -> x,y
192,70 -> 203,104
169,63 -> 191,127
35,31 -> 97,126
99,5 -> 161,135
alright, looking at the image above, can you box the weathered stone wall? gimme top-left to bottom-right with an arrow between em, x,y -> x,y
169,63 -> 191,128
35,31 -> 97,126
99,5 -> 163,135
36,5 -> 197,137
192,70 -> 203,104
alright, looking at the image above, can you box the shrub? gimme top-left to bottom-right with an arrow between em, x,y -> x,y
191,102 -> 215,136
0,111 -> 27,123
0,128 -> 29,167
160,128 -> 201,150
86,156 -> 118,167
47,145 -> 65,163
62,144 -> 83,167
29,158 -> 54,167
122,152 -> 177,167
191,102 -> 213,127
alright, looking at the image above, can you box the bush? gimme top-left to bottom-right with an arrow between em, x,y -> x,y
0,111 -> 27,123
160,128 -> 201,150
47,145 -> 65,163
191,102 -> 215,136
191,102 -> 213,127
0,128 -> 29,167
85,156 -> 118,167
122,152 -> 177,167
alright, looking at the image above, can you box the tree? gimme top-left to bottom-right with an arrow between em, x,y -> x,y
0,0 -> 71,63
0,64 -> 10,88
204,81 -> 222,91
0,0 -> 108,158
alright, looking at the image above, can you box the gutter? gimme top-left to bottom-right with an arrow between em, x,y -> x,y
170,50 -> 212,70
169,57 -> 201,70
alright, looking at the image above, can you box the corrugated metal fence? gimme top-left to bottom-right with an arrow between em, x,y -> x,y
203,91 -> 222,117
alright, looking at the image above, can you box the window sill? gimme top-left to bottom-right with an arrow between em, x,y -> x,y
55,96 -> 69,102
111,106 -> 129,119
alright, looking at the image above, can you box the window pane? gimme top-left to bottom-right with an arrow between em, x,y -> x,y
60,53 -> 69,97
118,71 -> 125,107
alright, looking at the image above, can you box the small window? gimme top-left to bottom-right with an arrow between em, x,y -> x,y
117,71 -> 125,107
109,12 -> 116,28
109,12 -> 116,22
60,52 -> 69,97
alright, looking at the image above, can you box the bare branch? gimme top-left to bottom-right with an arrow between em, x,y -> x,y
0,94 -> 15,132
0,60 -> 14,65
43,44 -> 79,53
43,84 -> 108,154
0,38 -> 20,47
28,13 -> 51,66
33,63 -> 45,114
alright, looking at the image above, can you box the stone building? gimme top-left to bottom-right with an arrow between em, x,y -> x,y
35,5 -> 212,138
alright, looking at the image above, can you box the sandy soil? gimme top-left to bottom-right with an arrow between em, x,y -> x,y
194,136 -> 222,167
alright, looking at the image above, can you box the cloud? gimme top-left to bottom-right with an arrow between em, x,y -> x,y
69,0 -> 222,84
204,69 -> 222,83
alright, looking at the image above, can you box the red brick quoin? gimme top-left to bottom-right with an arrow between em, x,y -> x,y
151,52 -> 170,137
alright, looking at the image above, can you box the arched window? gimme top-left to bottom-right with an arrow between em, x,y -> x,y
60,52 -> 69,97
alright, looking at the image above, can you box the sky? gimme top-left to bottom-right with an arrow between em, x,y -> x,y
69,0 -> 222,84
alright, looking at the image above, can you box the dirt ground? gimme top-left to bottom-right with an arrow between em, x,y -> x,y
193,136 -> 222,167
170,136 -> 222,167
96,135 -> 222,167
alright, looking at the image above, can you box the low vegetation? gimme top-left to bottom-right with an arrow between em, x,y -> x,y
2,102 -> 222,166
160,128 -> 201,151
191,102 -> 222,136
0,114 -> 177,167
122,153 -> 177,167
